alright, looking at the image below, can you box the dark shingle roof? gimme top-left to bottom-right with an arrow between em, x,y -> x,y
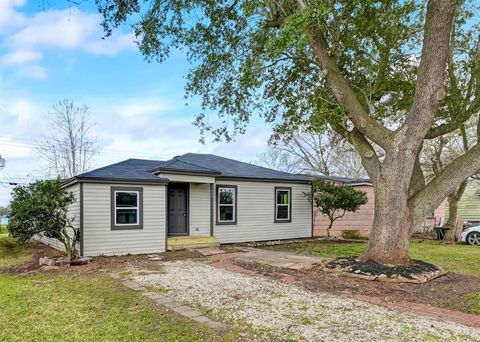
72,159 -> 169,183
66,153 -> 311,185
166,153 -> 310,182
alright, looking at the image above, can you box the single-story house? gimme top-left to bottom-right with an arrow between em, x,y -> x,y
41,153 -> 312,256
312,176 -> 445,238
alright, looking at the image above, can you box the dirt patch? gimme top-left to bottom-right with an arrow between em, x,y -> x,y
234,260 -> 480,315
3,241 -> 61,275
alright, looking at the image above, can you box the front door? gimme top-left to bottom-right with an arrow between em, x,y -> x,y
168,183 -> 188,236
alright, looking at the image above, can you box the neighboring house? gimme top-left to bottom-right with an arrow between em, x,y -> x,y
445,179 -> 480,226
42,153 -> 312,257
312,176 -> 445,238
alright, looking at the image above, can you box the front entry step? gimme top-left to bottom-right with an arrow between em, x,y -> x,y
167,235 -> 220,251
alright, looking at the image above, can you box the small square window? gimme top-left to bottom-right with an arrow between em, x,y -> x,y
111,187 -> 143,230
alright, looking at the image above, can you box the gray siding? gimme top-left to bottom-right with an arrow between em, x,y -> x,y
35,183 -> 81,252
83,183 -> 166,256
189,183 -> 211,235
213,180 -> 312,243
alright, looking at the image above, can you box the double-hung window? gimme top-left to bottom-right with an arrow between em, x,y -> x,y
275,187 -> 291,223
217,185 -> 237,224
111,187 -> 143,229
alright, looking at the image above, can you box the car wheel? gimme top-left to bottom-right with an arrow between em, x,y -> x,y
466,232 -> 480,246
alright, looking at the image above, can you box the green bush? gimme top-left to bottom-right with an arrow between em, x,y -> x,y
341,230 -> 367,240
0,225 -> 7,234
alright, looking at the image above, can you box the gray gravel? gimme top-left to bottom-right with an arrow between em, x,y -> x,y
134,260 -> 480,342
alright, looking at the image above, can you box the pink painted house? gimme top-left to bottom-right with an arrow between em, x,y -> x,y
311,176 -> 445,238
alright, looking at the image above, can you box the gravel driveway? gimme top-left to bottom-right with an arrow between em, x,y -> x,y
134,260 -> 480,341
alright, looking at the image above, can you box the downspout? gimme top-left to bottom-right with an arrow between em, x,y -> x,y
210,183 -> 214,236
79,182 -> 84,257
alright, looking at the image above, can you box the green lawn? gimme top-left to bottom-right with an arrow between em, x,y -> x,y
0,236 -> 31,269
0,236 -> 240,341
269,240 -> 480,276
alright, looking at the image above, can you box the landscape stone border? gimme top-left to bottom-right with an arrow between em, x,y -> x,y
113,274 -> 228,331
323,266 -> 448,283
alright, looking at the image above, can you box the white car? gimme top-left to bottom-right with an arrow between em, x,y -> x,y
460,225 -> 480,245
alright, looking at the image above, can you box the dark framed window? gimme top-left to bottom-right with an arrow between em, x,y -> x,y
274,187 -> 292,223
216,185 -> 237,225
111,187 -> 143,230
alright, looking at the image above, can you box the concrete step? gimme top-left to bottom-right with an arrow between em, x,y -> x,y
167,236 -> 220,251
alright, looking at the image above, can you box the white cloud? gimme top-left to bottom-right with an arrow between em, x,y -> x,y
1,50 -> 42,65
117,101 -> 173,118
0,0 -> 26,32
0,5 -> 135,78
6,7 -> 135,55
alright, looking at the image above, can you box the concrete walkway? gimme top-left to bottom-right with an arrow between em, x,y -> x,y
198,247 -> 324,270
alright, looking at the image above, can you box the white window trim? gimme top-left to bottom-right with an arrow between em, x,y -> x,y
275,188 -> 291,221
218,187 -> 236,223
114,190 -> 140,226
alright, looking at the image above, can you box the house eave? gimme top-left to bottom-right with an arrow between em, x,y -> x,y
215,176 -> 311,184
61,176 -> 169,188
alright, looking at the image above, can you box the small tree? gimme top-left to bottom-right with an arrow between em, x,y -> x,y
307,180 -> 368,238
8,180 -> 79,261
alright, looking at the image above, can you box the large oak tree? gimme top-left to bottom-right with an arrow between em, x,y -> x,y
96,0 -> 480,264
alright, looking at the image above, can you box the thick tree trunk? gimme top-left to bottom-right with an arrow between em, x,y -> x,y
360,169 -> 414,264
444,180 -> 468,242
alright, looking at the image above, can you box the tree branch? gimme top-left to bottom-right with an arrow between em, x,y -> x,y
296,0 -> 394,151
410,142 -> 480,219
400,0 -> 458,144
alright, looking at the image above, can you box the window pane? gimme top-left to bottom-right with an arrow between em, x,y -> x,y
116,192 -> 138,207
219,206 -> 234,221
277,191 -> 289,205
219,188 -> 234,204
116,209 -> 138,224
276,205 -> 289,219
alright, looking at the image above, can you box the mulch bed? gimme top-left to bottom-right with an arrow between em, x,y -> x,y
325,256 -> 446,283
3,241 -> 61,275
235,260 -> 480,315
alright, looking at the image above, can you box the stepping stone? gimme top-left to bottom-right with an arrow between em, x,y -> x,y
149,257 -> 164,261
163,301 -> 183,309
191,315 -> 210,323
172,305 -> 204,318
205,320 -> 228,330
122,281 -> 145,291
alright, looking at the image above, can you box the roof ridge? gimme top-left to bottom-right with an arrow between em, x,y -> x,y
174,155 -> 220,172
184,152 -> 307,176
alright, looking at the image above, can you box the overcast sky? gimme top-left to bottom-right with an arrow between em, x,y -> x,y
0,0 -> 276,206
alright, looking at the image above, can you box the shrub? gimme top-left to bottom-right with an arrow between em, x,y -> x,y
8,180 -> 79,261
341,230 -> 366,240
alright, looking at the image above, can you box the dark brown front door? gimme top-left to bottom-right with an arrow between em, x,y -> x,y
168,183 -> 188,236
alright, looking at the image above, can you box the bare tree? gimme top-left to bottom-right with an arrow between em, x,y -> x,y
38,99 -> 97,178
258,127 -> 367,178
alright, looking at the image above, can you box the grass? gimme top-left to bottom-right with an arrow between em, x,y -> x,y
0,273 -> 234,342
269,240 -> 480,276
0,236 -> 31,269
0,236 -> 240,341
